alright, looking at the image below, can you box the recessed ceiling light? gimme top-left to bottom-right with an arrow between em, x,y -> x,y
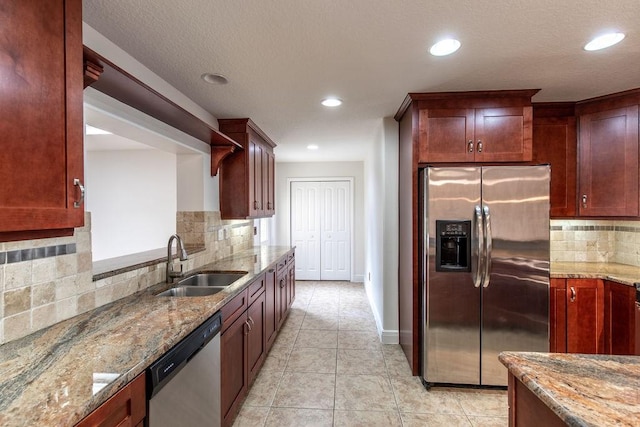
429,38 -> 461,56
201,73 -> 229,84
584,32 -> 625,51
321,97 -> 342,107
307,144 -> 319,150
85,125 -> 112,135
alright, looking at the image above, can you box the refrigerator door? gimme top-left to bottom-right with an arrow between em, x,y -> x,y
480,166 -> 550,386
423,167 -> 482,385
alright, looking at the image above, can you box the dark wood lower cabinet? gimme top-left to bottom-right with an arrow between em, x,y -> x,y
549,279 -> 567,353
220,250 -> 295,427
508,373 -> 565,427
75,373 -> 146,427
604,280 -> 636,355
566,278 -> 604,354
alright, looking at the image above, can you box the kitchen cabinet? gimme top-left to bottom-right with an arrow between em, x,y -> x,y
264,266 -> 278,351
75,373 -> 146,427
507,373 -> 566,427
604,280 -> 636,355
220,274 -> 267,427
0,0 -> 84,242
551,278 -> 605,354
275,251 -> 296,329
549,279 -> 567,352
532,103 -> 577,217
396,90 -> 538,163
575,90 -> 640,217
217,118 -> 277,219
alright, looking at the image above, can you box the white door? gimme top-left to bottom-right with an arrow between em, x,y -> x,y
291,180 -> 351,281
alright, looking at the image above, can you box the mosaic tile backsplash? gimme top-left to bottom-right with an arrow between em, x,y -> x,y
0,211 -> 253,345
550,220 -> 640,266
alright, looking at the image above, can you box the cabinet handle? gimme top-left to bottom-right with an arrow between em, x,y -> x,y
73,178 -> 85,208
569,286 -> 576,302
280,279 -> 285,288
248,316 -> 255,327
582,195 -> 588,209
468,140 -> 474,153
245,320 -> 252,334
477,140 -> 483,153
254,201 -> 258,210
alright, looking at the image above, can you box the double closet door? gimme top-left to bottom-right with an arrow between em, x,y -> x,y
291,180 -> 351,281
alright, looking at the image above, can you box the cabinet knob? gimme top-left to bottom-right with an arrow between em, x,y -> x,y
477,140 -> 483,153
582,194 -> 588,209
73,178 -> 85,208
468,140 -> 474,153
569,286 -> 576,302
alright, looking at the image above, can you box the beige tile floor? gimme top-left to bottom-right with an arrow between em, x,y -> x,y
233,281 -> 508,427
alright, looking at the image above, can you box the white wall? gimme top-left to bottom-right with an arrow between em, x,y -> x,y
86,150 -> 177,261
364,117 -> 399,344
275,161 -> 365,282
177,153 -> 219,211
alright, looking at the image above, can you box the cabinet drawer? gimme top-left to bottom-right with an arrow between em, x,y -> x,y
221,289 -> 248,332
276,258 -> 287,272
248,273 -> 266,305
287,252 -> 295,262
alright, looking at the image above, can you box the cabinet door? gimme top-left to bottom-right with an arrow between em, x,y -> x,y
0,0 -> 84,240
604,281 -> 636,355
221,313 -> 248,426
247,292 -> 266,385
566,279 -> 604,354
474,107 -> 532,162
578,106 -> 639,216
76,373 -> 146,427
287,258 -> 296,309
549,279 -> 567,353
276,270 -> 288,329
532,117 -> 577,217
265,267 -> 278,350
249,139 -> 263,217
264,151 -> 275,215
418,108 -> 474,163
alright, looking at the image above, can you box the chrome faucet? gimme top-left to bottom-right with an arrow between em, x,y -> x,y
166,234 -> 188,283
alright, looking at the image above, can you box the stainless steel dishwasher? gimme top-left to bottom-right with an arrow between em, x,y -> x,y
148,312 -> 222,427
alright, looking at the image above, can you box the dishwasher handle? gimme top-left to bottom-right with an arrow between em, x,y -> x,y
148,312 -> 222,397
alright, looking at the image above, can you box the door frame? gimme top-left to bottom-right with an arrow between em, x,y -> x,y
288,177 -> 355,282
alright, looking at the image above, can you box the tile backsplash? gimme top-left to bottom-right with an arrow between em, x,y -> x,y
550,219 -> 640,266
0,211 -> 253,345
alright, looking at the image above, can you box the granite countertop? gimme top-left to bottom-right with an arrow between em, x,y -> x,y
0,246 -> 292,426
551,261 -> 640,286
499,352 -> 640,427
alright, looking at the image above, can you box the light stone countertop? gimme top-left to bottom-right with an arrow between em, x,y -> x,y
0,246 -> 292,427
499,352 -> 640,427
551,261 -> 640,286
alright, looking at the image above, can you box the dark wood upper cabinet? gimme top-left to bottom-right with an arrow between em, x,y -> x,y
532,103 -> 577,217
217,119 -> 277,219
0,0 -> 84,242
576,90 -> 640,217
396,90 -> 538,164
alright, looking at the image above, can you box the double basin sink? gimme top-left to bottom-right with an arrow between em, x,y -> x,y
157,271 -> 247,297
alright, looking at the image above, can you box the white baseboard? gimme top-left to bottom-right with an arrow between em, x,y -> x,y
380,329 -> 399,345
352,274 -> 364,283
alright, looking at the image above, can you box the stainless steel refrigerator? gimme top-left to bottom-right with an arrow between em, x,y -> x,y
421,166 -> 550,387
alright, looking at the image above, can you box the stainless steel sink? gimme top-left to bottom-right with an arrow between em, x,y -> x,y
177,271 -> 246,287
157,286 -> 227,297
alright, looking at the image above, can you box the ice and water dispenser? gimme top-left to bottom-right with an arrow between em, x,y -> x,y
435,220 -> 471,272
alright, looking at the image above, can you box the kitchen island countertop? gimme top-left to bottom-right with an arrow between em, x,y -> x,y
499,351 -> 640,427
0,246 -> 292,426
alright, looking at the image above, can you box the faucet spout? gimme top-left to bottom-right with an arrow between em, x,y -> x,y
167,234 -> 188,283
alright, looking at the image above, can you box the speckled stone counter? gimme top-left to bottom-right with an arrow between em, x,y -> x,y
499,352 -> 640,427
551,261 -> 640,286
0,246 -> 292,426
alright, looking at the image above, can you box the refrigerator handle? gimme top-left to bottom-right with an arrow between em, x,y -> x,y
482,205 -> 492,288
474,205 -> 484,288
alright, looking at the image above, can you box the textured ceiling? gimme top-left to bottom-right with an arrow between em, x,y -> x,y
83,0 -> 640,162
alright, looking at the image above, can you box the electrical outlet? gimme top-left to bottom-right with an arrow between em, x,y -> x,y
253,226 -> 258,236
